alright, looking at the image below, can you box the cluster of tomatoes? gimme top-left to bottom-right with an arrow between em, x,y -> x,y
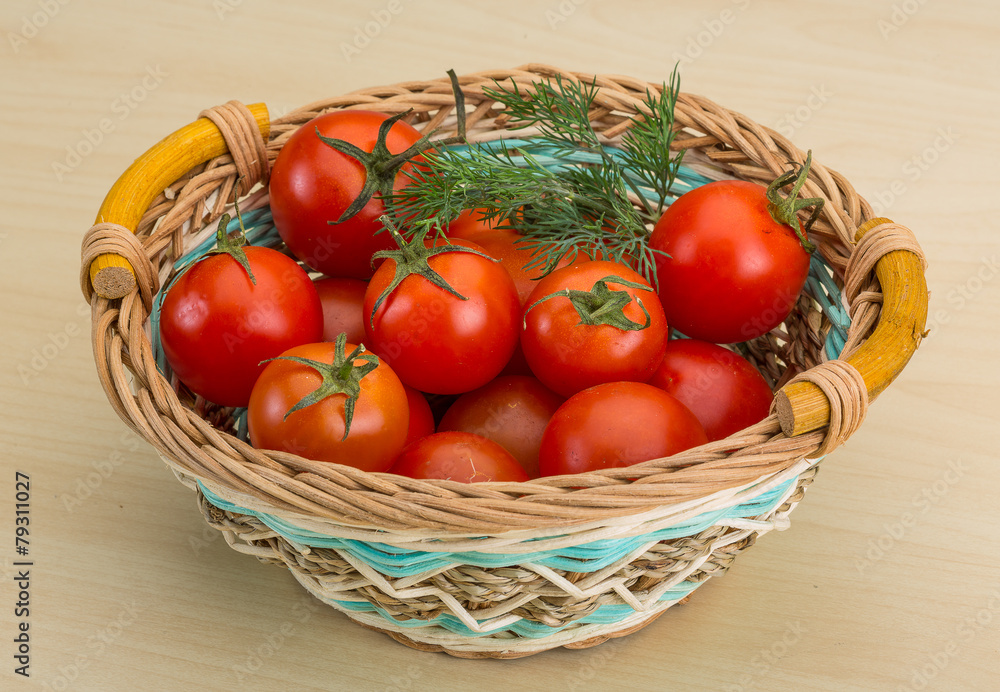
159,110 -> 814,483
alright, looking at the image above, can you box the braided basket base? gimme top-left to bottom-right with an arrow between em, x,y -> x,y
190,464 -> 816,658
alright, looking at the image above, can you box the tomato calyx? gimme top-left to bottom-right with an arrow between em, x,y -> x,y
202,177 -> 256,284
317,70 -> 468,226
524,275 -> 654,331
261,332 -> 379,440
366,216 -> 499,328
765,150 -> 823,253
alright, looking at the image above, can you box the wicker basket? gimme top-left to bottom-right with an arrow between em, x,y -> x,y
80,65 -> 928,658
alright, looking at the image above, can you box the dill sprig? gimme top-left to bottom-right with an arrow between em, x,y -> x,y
620,66 -> 684,214
391,69 -> 686,287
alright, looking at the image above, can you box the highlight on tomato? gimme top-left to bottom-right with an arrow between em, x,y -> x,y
268,110 -> 424,279
538,381 -> 707,477
247,336 -> 408,472
159,209 -> 323,408
388,431 -> 530,483
521,260 -> 668,397
649,339 -> 773,442
362,223 -> 521,395
649,155 -> 822,344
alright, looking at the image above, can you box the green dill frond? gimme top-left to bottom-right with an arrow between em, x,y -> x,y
619,65 -> 685,214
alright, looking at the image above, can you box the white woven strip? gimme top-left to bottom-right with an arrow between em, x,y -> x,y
170,456 -> 817,553
322,588 -> 681,654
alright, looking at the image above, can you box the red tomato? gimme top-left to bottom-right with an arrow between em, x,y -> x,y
403,385 -> 435,446
649,181 -> 811,343
470,230 -> 572,305
269,111 -> 423,279
521,260 -> 668,397
538,382 -> 708,476
438,376 -> 564,478
446,208 -> 515,240
159,248 -> 323,407
649,339 -> 773,441
247,342 -> 408,471
363,238 -> 521,394
389,431 -> 529,483
314,276 -> 367,344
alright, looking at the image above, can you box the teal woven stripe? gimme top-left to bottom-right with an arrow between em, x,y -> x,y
198,476 -> 796,576
329,582 -> 700,639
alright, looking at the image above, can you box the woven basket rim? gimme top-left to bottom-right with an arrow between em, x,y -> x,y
82,65 -> 928,534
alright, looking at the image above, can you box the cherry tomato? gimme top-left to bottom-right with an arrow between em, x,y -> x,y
438,376 -> 564,478
247,341 -> 408,472
389,431 -> 529,483
446,208 -> 515,240
538,381 -> 707,476
470,230 -> 572,305
314,276 -> 367,344
403,385 -> 435,446
649,181 -> 811,343
269,111 -> 423,279
649,339 -> 773,442
363,238 -> 521,394
159,248 -> 323,407
521,260 -> 668,397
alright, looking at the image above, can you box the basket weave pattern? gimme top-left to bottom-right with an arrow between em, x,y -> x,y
82,65 -> 925,657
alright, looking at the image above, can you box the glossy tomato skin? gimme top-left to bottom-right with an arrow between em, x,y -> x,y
363,239 -> 521,395
159,248 -> 323,407
649,339 -> 773,442
314,277 -> 367,344
446,208 -> 515,240
247,342 -> 408,471
438,376 -> 564,478
470,230 -> 572,306
650,181 -> 810,344
389,431 -> 529,483
402,385 -> 435,446
521,260 -> 668,397
269,111 -> 422,279
538,381 -> 707,477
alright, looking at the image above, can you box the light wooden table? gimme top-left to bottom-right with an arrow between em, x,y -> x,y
2,1 -> 998,690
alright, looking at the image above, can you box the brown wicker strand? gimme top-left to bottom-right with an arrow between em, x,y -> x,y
81,223 -> 159,312
777,360 -> 868,456
198,100 -> 270,194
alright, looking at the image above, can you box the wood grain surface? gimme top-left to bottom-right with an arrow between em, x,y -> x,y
1,1 -> 998,690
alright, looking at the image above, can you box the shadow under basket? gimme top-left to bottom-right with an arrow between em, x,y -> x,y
80,65 -> 928,658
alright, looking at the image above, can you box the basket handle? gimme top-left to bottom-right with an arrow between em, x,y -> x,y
84,102 -> 271,301
774,217 -> 928,437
